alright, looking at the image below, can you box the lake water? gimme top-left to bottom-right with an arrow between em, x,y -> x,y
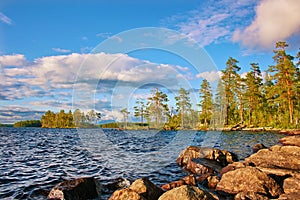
0,128 -> 284,199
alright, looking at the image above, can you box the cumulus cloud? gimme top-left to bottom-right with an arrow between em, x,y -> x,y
0,52 -> 192,107
52,48 -> 71,53
0,12 -> 12,25
233,0 -> 300,49
196,70 -> 221,82
0,54 -> 27,66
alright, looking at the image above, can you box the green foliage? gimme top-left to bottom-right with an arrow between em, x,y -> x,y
134,99 -> 147,124
0,124 -> 13,127
267,41 -> 298,126
13,120 -> 41,127
220,57 -> 241,125
199,79 -> 213,128
147,88 -> 169,129
100,122 -> 120,128
175,88 -> 192,128
41,110 -> 74,128
164,114 -> 181,130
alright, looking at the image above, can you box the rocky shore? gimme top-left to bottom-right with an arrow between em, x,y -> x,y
47,135 -> 300,200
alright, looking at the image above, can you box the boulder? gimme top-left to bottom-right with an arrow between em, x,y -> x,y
245,145 -> 300,170
129,178 -> 164,200
158,185 -> 217,200
216,167 -> 282,198
177,146 -> 238,175
234,191 -> 268,200
283,173 -> 300,194
252,143 -> 267,153
161,175 -> 196,191
47,177 -> 101,200
279,135 -> 300,147
278,192 -> 300,200
192,158 -> 223,173
207,175 -> 220,190
109,188 -> 146,200
220,162 -> 247,175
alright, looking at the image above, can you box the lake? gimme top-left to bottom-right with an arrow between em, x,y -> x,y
0,128 -> 284,199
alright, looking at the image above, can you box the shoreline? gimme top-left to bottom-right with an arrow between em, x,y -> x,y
3,125 -> 300,135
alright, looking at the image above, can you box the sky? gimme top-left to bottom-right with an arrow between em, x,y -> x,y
0,0 -> 300,123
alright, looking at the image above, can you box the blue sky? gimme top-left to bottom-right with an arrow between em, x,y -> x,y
0,0 -> 300,123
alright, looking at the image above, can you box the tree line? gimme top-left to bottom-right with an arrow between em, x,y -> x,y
40,109 -> 101,128
123,41 -> 300,130
13,120 -> 41,127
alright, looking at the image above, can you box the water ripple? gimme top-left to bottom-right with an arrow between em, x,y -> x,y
0,128 -> 284,199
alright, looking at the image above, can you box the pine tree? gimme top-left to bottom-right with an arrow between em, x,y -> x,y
221,57 -> 241,126
199,79 -> 213,127
134,98 -> 147,124
268,41 -> 297,125
244,63 -> 263,126
175,88 -> 192,129
147,88 -> 169,129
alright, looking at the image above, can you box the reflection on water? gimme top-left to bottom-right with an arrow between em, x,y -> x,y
0,128 -> 284,199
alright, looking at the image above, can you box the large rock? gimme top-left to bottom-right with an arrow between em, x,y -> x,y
234,191 -> 268,200
278,192 -> 300,200
220,162 -> 247,175
245,145 -> 300,170
216,167 -> 282,198
158,185 -> 217,200
161,175 -> 196,191
109,188 -> 146,200
109,178 -> 163,200
129,178 -> 164,200
279,135 -> 300,147
47,177 -> 101,200
283,173 -> 300,194
176,146 -> 238,175
207,175 -> 220,189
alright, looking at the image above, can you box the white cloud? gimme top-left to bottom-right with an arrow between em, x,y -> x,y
102,109 -> 123,121
52,48 -> 71,53
0,52 -> 192,103
0,54 -> 27,66
233,0 -> 300,49
162,0 -> 258,46
196,70 -> 221,82
0,12 -> 12,25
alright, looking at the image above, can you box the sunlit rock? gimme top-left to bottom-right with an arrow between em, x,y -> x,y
158,185 -> 217,200
216,167 -> 282,198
